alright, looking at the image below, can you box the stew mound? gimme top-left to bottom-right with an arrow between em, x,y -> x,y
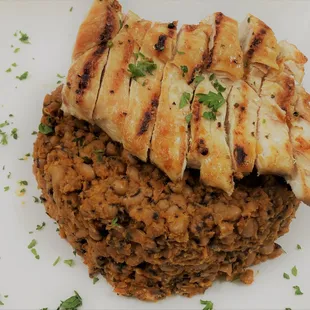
33,86 -> 300,301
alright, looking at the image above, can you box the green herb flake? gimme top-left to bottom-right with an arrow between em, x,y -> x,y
177,50 -> 185,55
31,131 -> 37,135
70,6 -> 73,12
11,128 -> 18,139
285,308 -> 292,310
209,73 -> 215,81
3,296 -> 8,299
0,131 -> 8,145
9,114 -> 14,117
58,291 -> 82,310
107,40 -> 113,48
57,73 -> 65,78
93,277 -> 99,285
28,239 -> 37,249
196,91 -> 225,118
297,244 -> 302,250
247,17 -> 251,23
31,248 -> 40,259
72,136 -> 85,147
0,301 -> 3,306
291,266 -> 298,277
128,58 -> 157,80
0,120 -> 9,128
262,119 -> 266,124
94,149 -> 105,162
185,113 -> 192,124
19,31 -> 30,44
33,196 -> 40,203
180,65 -> 188,77
19,180 -> 28,186
14,48 -> 20,53
64,259 -> 75,267
73,250 -> 77,256
53,256 -> 61,266
213,80 -> 226,92
283,272 -> 290,280
36,222 -> 46,231
40,308 -> 48,310
4,186 -> 10,192
16,71 -> 29,80
203,111 -> 216,120
179,92 -> 191,109
6,68 -> 12,73
7,172 -> 11,179
39,123 -> 53,135
193,75 -> 205,85
111,217 -> 119,227
20,188 -> 26,193
293,285 -> 303,295
57,80 -> 62,84
12,63 -> 17,67
200,299 -> 214,310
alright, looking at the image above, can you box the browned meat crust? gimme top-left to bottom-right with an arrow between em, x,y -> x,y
33,86 -> 300,301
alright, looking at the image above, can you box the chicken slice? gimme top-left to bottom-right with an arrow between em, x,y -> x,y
206,12 -> 244,81
188,74 -> 234,194
122,21 -> 178,161
227,80 -> 261,177
150,23 -> 210,181
277,41 -> 308,84
239,14 -> 279,93
62,0 -> 122,122
93,12 -> 151,142
256,73 -> 295,176
287,87 -> 310,204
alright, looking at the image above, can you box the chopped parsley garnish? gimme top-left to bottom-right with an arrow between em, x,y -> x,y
31,248 -> 40,259
185,113 -> 192,124
213,80 -> 226,92
3,296 -> 7,299
283,273 -> 290,280
9,114 -> 14,117
14,48 -> 20,53
73,250 -> 77,256
39,123 -> 53,135
0,121 -> 9,128
20,188 -> 26,193
16,71 -> 29,80
209,73 -> 215,81
297,244 -> 302,250
128,57 -> 157,80
94,149 -> 105,162
36,222 -> 46,231
53,256 -> 61,266
28,239 -> 37,249
176,50 -> 185,55
57,73 -> 65,79
193,75 -> 205,85
179,92 -> 191,109
111,217 -> 119,227
0,131 -> 8,145
291,266 -> 298,277
203,111 -> 216,120
19,180 -> 28,186
70,6 -> 73,12
293,285 -> 303,295
72,136 -> 85,147
19,31 -> 30,44
64,259 -> 75,267
107,40 -> 113,48
133,52 -> 145,59
12,63 -> 17,67
31,131 -> 37,135
11,128 -> 18,139
33,196 -> 40,203
6,68 -> 12,73
200,299 -> 214,310
180,65 -> 188,77
197,92 -> 225,112
0,301 -> 3,306
58,291 -> 82,310
4,186 -> 10,192
93,277 -> 99,285
7,172 -> 11,179
247,17 -> 251,23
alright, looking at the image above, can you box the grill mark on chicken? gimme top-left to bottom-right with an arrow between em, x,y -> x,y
234,145 -> 247,166
197,139 -> 209,156
276,75 -> 295,112
137,98 -> 159,136
99,6 -> 116,45
154,35 -> 167,51
246,27 -> 268,62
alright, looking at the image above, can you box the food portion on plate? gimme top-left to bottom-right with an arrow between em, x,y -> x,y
33,0 -> 310,302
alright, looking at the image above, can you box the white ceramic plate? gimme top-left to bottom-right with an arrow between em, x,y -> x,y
0,1 -> 310,309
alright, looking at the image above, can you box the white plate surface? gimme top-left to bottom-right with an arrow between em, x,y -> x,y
0,1 -> 310,309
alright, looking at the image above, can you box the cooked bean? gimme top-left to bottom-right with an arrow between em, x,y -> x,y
213,203 -> 242,221
112,179 -> 128,195
242,218 -> 258,238
240,269 -> 254,285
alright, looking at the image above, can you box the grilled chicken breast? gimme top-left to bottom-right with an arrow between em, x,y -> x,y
188,74 -> 234,194
206,13 -> 244,80
256,72 -> 295,176
62,0 -> 122,122
227,80 -> 260,177
94,12 -> 151,142
122,22 -> 178,161
239,14 -> 279,92
150,23 -> 210,181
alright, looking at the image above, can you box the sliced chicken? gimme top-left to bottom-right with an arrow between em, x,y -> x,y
62,0 -> 122,122
278,40 -> 308,84
94,12 -> 151,142
122,21 -> 178,161
256,72 -> 295,176
150,23 -> 210,181
239,14 -> 279,92
206,12 -> 244,80
188,74 -> 234,194
227,80 -> 261,177
287,87 -> 310,204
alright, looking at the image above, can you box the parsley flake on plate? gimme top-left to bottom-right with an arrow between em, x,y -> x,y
0,121 -> 9,128
13,47 -> 20,53
31,248 -> 40,260
111,217 -> 119,227
179,92 -> 191,109
200,299 -> 213,310
291,266 -> 298,277
4,186 -> 10,192
16,71 -> 28,80
58,291 -> 82,310
19,31 -> 30,44
36,222 -> 46,231
19,180 -> 28,186
64,259 -> 75,267
53,256 -> 61,266
70,6 -> 73,12
12,63 -> 17,67
297,244 -> 302,250
283,272 -> 290,280
11,128 -> 18,139
7,172 -> 11,179
193,75 -> 205,85
293,285 -> 303,295
39,123 -> 53,135
93,277 -> 99,285
6,68 -> 12,73
28,239 -> 37,249
33,196 -> 40,203
0,131 -> 8,145
203,111 -> 216,121
57,73 -> 65,79
0,301 -> 3,306
180,65 -> 188,77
